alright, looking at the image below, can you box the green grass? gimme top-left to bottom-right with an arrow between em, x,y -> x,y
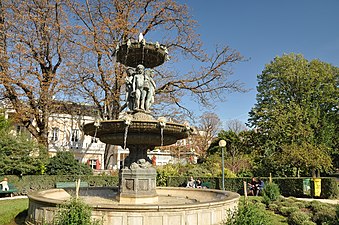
0,198 -> 28,225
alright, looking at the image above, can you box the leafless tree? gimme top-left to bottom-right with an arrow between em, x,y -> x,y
191,112 -> 222,156
226,119 -> 247,134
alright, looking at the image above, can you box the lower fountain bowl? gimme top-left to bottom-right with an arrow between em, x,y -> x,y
26,187 -> 240,225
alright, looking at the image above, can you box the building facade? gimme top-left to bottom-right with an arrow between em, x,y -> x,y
3,102 -> 199,170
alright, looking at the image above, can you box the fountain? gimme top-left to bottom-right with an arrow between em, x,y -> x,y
26,37 -> 239,225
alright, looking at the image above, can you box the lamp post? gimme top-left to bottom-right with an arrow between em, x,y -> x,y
219,139 -> 226,191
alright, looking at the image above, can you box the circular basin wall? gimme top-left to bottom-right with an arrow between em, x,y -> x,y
27,187 -> 240,225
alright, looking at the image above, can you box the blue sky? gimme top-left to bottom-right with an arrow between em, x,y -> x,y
183,0 -> 339,128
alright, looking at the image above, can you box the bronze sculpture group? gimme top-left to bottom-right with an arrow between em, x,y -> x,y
125,64 -> 156,112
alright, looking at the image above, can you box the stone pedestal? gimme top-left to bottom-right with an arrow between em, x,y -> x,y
118,166 -> 158,204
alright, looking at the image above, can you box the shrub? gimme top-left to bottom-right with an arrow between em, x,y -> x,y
268,203 -> 279,212
279,206 -> 299,217
45,151 -> 93,175
53,197 -> 102,225
308,200 -> 324,212
224,202 -> 270,225
311,204 -> 336,225
301,221 -> 316,225
291,201 -> 307,209
262,182 -> 280,204
288,211 -> 311,225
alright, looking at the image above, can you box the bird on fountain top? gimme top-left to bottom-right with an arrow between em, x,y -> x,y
138,33 -> 144,42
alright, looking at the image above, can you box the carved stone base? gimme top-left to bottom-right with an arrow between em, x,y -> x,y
118,166 -> 158,204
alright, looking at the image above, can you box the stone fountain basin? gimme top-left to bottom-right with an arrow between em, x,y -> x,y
27,187 -> 240,225
83,120 -> 190,146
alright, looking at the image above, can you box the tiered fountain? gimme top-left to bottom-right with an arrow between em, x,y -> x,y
26,38 -> 240,225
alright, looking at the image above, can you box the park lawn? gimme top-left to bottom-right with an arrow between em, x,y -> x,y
0,198 -> 28,225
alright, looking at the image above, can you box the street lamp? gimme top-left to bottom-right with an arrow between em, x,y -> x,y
219,139 -> 226,191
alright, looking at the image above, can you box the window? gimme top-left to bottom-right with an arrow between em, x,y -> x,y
70,129 -> 80,149
51,127 -> 59,141
16,125 -> 23,135
71,129 -> 79,143
91,137 -> 98,143
87,159 -> 99,169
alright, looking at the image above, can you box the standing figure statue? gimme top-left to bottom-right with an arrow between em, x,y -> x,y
144,69 -> 156,111
125,67 -> 135,110
125,64 -> 156,112
133,64 -> 145,110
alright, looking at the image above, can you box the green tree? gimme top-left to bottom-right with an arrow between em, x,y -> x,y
248,54 -> 339,176
0,115 -> 47,175
207,130 -> 253,176
45,151 -> 93,175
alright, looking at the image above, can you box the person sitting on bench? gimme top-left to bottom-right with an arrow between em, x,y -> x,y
0,177 -> 9,191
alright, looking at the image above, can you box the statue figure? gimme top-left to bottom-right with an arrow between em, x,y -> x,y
133,64 -> 145,110
125,64 -> 156,111
144,69 -> 156,111
125,67 -> 135,110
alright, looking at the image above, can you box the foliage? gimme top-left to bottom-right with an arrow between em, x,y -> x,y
279,142 -> 332,175
224,201 -> 271,225
156,163 -> 181,186
248,54 -> 339,175
287,211 -> 311,225
0,115 -> 47,175
272,178 -> 305,197
318,177 -> 339,199
266,197 -> 339,225
311,204 -> 337,225
157,155 -> 237,187
45,151 -> 93,175
53,198 -> 101,225
0,0 -> 245,169
2,175 -> 118,194
0,198 -> 28,225
268,203 -> 279,212
278,206 -> 299,217
207,130 -> 253,175
156,158 -> 234,187
262,182 -> 280,204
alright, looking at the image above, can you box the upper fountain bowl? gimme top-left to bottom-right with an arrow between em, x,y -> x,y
116,40 -> 169,68
83,116 -> 191,146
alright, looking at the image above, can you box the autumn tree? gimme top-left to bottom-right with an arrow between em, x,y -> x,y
64,0 -> 245,168
248,54 -> 339,176
1,1 -> 245,168
0,0 -> 73,148
64,0 -> 245,119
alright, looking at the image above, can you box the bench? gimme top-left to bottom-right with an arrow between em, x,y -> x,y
201,182 -> 211,188
55,182 -> 89,189
0,183 -> 18,197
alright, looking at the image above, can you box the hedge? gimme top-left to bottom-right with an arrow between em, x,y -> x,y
167,176 -> 339,199
1,175 -> 337,199
0,175 -> 119,195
